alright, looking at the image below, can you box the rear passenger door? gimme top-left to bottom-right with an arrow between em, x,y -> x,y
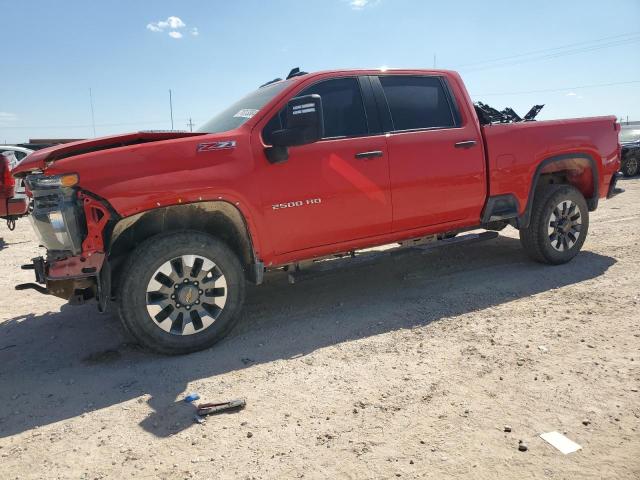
372,75 -> 485,232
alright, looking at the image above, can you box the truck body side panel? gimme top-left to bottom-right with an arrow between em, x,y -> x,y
43,130 -> 268,259
15,69 -> 622,272
482,116 -> 620,214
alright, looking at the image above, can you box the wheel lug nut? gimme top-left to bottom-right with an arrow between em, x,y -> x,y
176,303 -> 181,308
186,306 -> 191,310
199,290 -> 203,295
171,294 -> 175,299
195,300 -> 200,304
183,279 -> 189,283
194,281 -> 199,286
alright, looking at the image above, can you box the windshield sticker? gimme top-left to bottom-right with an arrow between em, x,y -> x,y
233,109 -> 259,119
197,140 -> 236,152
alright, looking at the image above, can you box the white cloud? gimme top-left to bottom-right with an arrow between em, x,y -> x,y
0,112 -> 17,124
165,16 -> 185,29
566,92 -> 577,96
349,0 -> 378,9
147,16 -> 194,39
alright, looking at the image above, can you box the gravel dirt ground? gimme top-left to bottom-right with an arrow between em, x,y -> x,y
1,179 -> 639,480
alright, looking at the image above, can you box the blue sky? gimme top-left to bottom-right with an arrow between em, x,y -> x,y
1,0 -> 639,143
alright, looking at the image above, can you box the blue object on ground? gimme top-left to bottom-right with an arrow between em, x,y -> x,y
184,393 -> 200,403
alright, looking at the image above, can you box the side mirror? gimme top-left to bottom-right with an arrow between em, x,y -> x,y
265,94 -> 324,164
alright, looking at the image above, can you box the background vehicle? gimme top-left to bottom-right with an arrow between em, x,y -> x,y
0,145 -> 35,163
13,68 -> 622,354
0,145 -> 33,198
619,127 -> 640,177
0,151 -> 29,229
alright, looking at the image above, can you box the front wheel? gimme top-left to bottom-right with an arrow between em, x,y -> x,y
118,231 -> 246,355
519,184 -> 589,265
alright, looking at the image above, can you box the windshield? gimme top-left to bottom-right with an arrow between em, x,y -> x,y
197,80 -> 293,134
620,127 -> 640,143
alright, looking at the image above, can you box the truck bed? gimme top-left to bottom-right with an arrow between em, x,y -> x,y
482,115 -> 619,215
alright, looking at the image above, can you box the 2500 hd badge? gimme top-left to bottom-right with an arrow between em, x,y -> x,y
272,198 -> 322,210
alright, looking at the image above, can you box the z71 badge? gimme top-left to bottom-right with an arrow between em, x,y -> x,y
197,140 -> 236,152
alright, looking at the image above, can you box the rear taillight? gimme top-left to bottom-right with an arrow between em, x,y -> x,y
1,156 -> 15,188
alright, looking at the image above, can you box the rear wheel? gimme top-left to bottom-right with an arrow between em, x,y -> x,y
519,184 -> 589,265
118,231 -> 245,355
622,157 -> 639,177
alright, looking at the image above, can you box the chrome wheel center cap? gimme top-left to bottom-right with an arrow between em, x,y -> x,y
177,284 -> 199,306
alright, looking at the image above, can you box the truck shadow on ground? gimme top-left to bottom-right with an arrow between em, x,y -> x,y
0,236 -> 29,251
0,235 -> 616,439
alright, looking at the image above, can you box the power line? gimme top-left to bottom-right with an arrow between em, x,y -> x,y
456,31 -> 640,69
462,37 -> 640,73
473,79 -> 640,97
88,88 -> 96,137
169,89 -> 174,130
0,119 -> 200,129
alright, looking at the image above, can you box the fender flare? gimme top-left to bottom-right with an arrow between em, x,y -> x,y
517,153 -> 599,229
107,200 -> 264,284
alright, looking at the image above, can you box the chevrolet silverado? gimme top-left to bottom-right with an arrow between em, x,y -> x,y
13,68 -> 623,354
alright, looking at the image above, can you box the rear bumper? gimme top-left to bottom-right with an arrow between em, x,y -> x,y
0,197 -> 29,218
607,172 -> 625,198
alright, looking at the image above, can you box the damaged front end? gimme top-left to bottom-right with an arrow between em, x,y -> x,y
16,173 -> 114,312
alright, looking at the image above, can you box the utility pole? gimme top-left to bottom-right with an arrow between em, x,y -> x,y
89,88 -> 96,137
169,89 -> 174,130
187,117 -> 195,132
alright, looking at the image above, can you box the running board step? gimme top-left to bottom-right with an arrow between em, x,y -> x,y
287,231 -> 499,284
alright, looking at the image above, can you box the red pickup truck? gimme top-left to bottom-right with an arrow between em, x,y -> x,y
1,151 -> 29,230
13,69 -> 622,354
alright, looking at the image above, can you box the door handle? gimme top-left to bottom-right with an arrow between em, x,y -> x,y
355,150 -> 383,159
454,140 -> 477,149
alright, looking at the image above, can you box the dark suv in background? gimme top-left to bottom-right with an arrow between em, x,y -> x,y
620,126 -> 640,177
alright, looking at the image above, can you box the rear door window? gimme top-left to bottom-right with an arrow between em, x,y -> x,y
378,76 -> 455,131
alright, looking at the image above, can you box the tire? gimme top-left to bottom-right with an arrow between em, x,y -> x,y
622,156 -> 639,177
118,231 -> 246,355
519,184 -> 589,265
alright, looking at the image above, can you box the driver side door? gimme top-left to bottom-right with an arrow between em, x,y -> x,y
256,76 -> 392,257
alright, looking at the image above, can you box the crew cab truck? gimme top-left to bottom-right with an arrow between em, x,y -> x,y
13,69 -> 622,355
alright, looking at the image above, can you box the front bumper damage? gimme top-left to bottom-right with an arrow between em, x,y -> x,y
16,185 -> 113,312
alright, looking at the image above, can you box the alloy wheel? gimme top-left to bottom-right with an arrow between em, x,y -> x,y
145,255 -> 227,335
547,200 -> 582,252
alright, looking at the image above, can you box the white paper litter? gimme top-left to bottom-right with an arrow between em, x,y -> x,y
540,431 -> 582,454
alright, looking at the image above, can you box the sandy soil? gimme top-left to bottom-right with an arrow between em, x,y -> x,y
1,179 -> 639,480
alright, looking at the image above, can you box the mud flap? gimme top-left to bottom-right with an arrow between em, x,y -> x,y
96,259 -> 111,313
